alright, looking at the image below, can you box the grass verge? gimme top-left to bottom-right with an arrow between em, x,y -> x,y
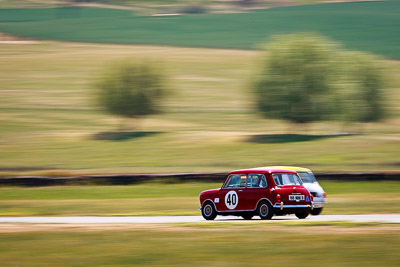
0,181 -> 399,216
0,224 -> 399,266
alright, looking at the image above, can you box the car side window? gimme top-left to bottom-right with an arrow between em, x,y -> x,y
297,172 -> 316,183
273,174 -> 283,186
247,174 -> 267,188
259,175 -> 267,187
223,174 -> 246,188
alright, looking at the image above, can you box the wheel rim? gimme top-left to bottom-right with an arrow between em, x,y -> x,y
204,204 -> 212,216
260,204 -> 268,216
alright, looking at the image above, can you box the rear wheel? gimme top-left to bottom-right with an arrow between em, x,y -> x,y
310,208 -> 323,216
257,201 -> 273,220
201,201 -> 217,220
295,211 -> 309,219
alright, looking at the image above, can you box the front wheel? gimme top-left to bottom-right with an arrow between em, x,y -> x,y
310,208 -> 323,216
295,211 -> 309,219
257,201 -> 273,220
201,201 -> 217,220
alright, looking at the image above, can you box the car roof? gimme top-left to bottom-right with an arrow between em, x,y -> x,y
229,167 -> 297,174
261,166 -> 312,172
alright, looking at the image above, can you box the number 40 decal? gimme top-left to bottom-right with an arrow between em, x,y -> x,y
225,190 -> 238,209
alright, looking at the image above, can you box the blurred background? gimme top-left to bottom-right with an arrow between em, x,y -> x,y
0,0 -> 399,176
0,1 -> 399,266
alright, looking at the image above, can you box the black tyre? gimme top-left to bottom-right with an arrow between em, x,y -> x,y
295,211 -> 309,219
201,201 -> 217,220
242,214 -> 254,220
257,201 -> 273,220
310,208 -> 323,216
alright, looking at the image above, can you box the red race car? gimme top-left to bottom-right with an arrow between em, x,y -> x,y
199,167 -> 313,220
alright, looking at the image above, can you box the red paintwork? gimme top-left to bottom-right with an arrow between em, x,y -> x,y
199,168 -> 312,216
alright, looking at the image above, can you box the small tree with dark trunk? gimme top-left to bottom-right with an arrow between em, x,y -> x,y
96,61 -> 165,131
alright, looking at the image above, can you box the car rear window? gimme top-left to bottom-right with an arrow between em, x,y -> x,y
272,173 -> 303,186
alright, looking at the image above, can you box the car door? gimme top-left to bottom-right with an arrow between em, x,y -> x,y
244,173 -> 268,210
216,173 -> 248,211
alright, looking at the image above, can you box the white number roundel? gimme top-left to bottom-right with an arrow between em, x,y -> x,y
225,190 -> 238,209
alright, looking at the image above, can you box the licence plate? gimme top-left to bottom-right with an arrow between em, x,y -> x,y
289,195 -> 304,202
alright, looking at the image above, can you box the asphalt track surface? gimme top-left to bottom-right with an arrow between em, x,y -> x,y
0,214 -> 399,224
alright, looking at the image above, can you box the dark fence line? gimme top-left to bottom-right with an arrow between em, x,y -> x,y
316,172 -> 400,181
0,172 -> 400,186
0,173 -> 227,187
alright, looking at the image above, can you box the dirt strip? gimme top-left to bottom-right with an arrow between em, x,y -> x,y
0,222 -> 399,234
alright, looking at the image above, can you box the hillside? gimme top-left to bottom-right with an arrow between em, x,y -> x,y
0,42 -> 399,175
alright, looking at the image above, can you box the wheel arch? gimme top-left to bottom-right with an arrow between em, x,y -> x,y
202,199 -> 218,212
255,198 -> 273,210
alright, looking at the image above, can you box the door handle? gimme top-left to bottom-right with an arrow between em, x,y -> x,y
239,190 -> 244,192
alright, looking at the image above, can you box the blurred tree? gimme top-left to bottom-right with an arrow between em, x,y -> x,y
96,61 -> 166,131
253,33 -> 387,128
253,33 -> 339,124
336,52 -> 386,123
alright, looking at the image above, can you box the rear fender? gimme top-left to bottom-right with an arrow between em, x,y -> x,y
255,198 -> 273,210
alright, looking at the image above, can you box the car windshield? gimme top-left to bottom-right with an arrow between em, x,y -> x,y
272,173 -> 303,186
223,174 -> 247,188
297,172 -> 316,183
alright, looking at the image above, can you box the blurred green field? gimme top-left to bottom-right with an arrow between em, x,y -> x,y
0,224 -> 399,266
0,0 -> 375,9
0,181 -> 399,216
0,42 -> 399,175
0,0 -> 400,58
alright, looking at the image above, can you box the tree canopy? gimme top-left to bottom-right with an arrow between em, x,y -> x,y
96,61 -> 166,127
253,33 -> 387,125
